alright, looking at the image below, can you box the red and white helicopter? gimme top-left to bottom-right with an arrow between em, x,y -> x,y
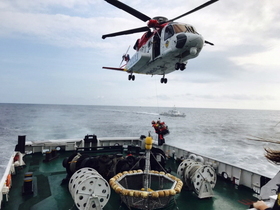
102,0 -> 218,83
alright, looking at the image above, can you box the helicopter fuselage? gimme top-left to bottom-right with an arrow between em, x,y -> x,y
125,22 -> 204,77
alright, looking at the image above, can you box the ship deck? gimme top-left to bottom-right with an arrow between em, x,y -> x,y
1,149 -> 257,210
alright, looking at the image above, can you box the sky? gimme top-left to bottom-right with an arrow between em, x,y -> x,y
1,0 -> 280,110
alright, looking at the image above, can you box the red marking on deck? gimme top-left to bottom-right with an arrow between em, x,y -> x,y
238,199 -> 255,205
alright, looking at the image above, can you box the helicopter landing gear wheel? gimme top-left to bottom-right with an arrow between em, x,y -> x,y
180,63 -> 186,71
175,62 -> 186,71
175,62 -> 180,70
160,77 -> 168,84
128,74 -> 135,81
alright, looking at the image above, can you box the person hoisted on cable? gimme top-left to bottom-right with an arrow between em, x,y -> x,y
151,119 -> 169,146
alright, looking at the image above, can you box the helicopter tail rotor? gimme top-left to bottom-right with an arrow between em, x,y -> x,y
120,46 -> 131,67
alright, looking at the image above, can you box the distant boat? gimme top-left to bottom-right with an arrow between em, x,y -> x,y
160,107 -> 186,117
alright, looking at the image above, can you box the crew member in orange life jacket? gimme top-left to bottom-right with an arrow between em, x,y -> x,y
253,148 -> 280,210
151,120 -> 169,146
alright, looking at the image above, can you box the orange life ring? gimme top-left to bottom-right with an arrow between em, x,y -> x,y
6,174 -> 11,188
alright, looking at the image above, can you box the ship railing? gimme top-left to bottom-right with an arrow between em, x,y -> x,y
0,152 -> 18,209
24,137 -> 143,154
162,143 -> 273,194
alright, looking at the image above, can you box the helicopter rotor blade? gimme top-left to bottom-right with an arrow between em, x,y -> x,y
205,40 -> 214,46
104,0 -> 151,22
169,0 -> 219,22
102,26 -> 150,39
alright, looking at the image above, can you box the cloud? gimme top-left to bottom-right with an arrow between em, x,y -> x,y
0,0 -> 99,12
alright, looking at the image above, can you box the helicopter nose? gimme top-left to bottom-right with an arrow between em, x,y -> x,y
194,35 -> 204,48
175,34 -> 187,49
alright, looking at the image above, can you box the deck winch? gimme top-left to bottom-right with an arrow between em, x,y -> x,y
177,157 -> 216,198
68,167 -> 111,210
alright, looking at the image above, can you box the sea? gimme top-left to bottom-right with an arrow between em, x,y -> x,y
0,103 -> 279,179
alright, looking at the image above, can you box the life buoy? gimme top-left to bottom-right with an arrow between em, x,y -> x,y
6,174 -> 11,188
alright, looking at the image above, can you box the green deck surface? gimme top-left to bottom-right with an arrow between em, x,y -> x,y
1,151 -> 257,210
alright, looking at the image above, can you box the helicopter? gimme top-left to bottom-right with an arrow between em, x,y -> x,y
102,0 -> 218,84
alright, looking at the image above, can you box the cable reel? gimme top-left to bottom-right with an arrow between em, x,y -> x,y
69,167 -> 111,210
177,158 -> 216,199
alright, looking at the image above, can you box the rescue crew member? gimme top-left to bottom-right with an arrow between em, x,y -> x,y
151,120 -> 169,146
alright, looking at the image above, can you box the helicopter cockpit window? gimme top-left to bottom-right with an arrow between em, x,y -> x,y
173,24 -> 198,34
164,25 -> 174,41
